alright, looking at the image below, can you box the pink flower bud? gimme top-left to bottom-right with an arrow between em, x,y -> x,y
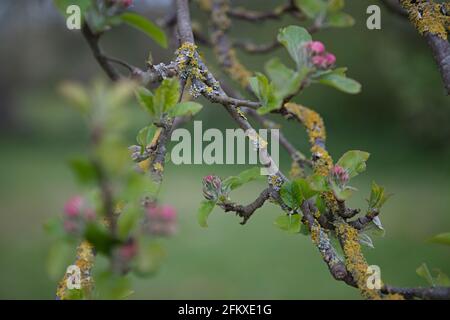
324,53 -> 336,66
121,0 -> 133,7
312,56 -> 327,68
119,240 -> 138,260
306,41 -> 325,54
332,165 -> 349,184
64,196 -> 83,217
161,205 -> 177,220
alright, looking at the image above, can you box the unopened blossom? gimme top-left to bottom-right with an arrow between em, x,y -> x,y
331,165 -> 349,185
144,204 -> 177,236
304,41 -> 337,70
202,175 -> 224,201
64,196 -> 84,217
306,41 -> 325,54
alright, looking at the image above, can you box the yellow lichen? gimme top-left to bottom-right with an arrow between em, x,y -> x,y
153,162 -> 164,173
56,241 -> 95,300
289,160 -> 304,179
400,0 -> 448,39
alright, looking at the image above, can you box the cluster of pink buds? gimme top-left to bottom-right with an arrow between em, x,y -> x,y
330,165 -> 349,185
305,41 -> 336,70
202,175 -> 229,202
63,196 -> 96,234
106,0 -> 133,7
143,204 -> 177,237
112,238 -> 138,274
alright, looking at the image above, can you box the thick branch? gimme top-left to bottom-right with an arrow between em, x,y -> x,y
220,188 -> 271,224
382,285 -> 450,300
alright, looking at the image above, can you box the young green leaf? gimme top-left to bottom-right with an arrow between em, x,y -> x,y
280,179 -> 316,209
168,101 -> 203,118
135,87 -> 155,116
197,200 -> 216,228
265,58 -> 306,98
68,157 -> 99,186
117,203 -> 141,239
249,73 -> 282,115
337,150 -> 370,178
120,13 -> 168,48
134,240 -> 166,277
316,70 -> 361,94
222,167 -> 262,191
274,214 -> 302,233
330,181 -> 354,201
416,263 -> 435,286
367,181 -> 391,210
136,124 -> 158,147
294,0 -> 327,19
429,232 -> 450,247
326,12 -> 355,28
155,78 -> 180,114
277,25 -> 312,69
307,174 -> 329,192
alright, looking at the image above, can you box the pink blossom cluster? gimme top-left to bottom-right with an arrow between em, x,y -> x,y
305,41 -> 336,70
144,204 -> 177,236
63,196 -> 96,234
331,165 -> 349,185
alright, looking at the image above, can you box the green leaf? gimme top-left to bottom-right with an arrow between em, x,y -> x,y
84,223 -> 120,255
280,179 -> 316,209
197,200 -> 216,228
317,70 -> 361,94
68,157 -> 98,186
326,12 -> 355,27
134,241 -> 166,277
337,150 -> 370,178
367,181 -> 391,210
136,124 -> 158,147
249,73 -> 282,115
330,181 -> 354,201
307,174 -> 329,192
223,167 -> 262,191
117,203 -> 141,239
95,271 -> 133,299
46,240 -> 74,280
429,232 -> 450,247
135,87 -> 155,116
294,0 -> 327,19
416,263 -> 435,286
274,214 -> 302,233
435,270 -> 450,286
120,13 -> 168,48
277,25 -> 312,69
327,0 -> 345,12
59,82 -> 90,113
168,101 -> 203,117
265,58 -> 305,98
123,171 -> 158,201
154,78 -> 180,114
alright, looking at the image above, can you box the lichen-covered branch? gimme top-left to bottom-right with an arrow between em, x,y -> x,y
399,0 -> 450,94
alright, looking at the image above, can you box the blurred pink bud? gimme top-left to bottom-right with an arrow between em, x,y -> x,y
324,53 -> 336,66
332,165 -> 349,184
306,41 -> 325,54
64,196 -> 83,217
119,240 -> 138,260
121,0 -> 133,7
63,220 -> 78,233
312,56 -> 327,68
84,208 -> 96,221
161,205 -> 177,220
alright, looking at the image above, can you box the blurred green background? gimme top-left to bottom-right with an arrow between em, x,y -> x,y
0,0 -> 449,299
